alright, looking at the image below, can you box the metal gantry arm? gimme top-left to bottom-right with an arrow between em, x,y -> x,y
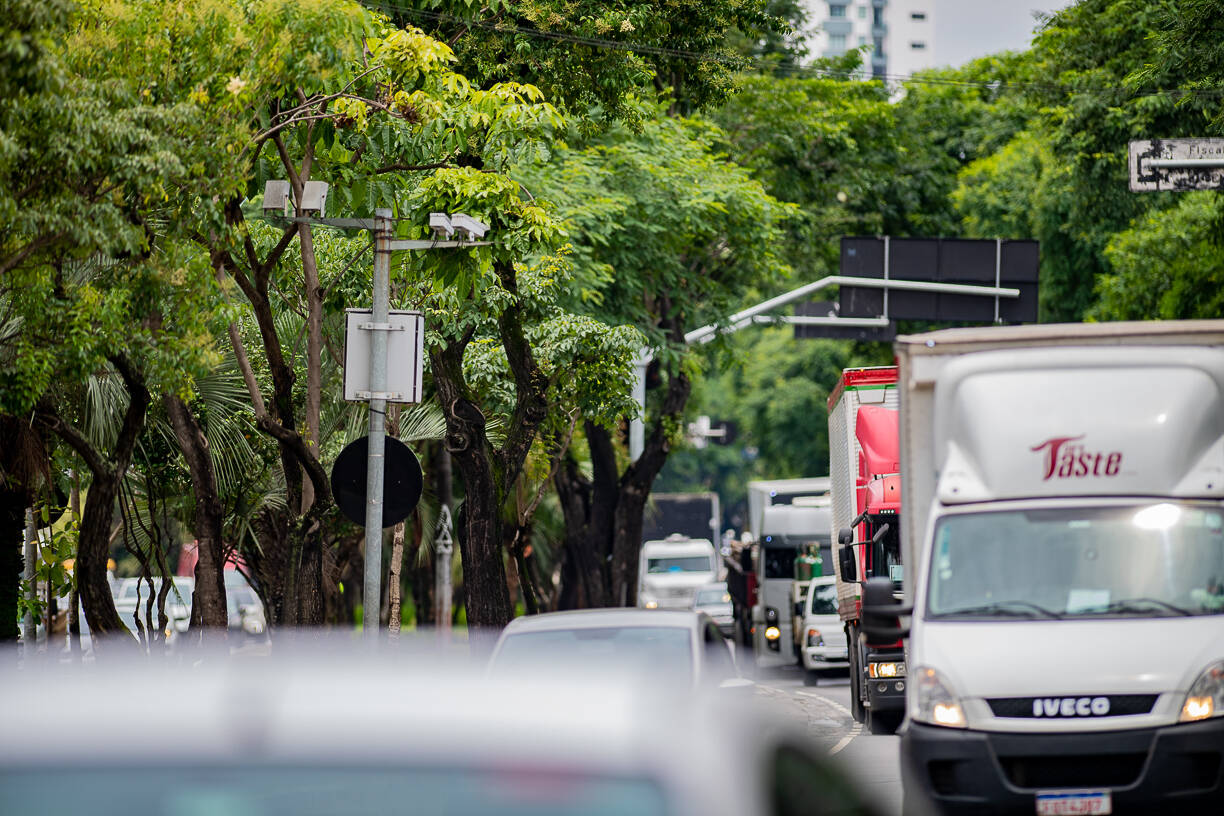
628,272 -> 1021,460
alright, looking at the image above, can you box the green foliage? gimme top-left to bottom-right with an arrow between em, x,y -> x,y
382,0 -> 781,124
1092,193 -> 1224,321
519,114 -> 794,351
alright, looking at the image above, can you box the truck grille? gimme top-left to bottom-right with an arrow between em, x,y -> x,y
997,753 -> 1146,789
987,694 -> 1157,718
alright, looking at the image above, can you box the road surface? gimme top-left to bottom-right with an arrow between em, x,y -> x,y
756,664 -> 903,816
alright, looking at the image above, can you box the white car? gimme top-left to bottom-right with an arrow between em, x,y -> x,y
692,583 -> 735,637
799,576 -> 849,685
489,608 -> 743,689
1,639 -> 884,816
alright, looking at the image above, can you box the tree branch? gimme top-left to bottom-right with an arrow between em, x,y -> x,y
493,259 -> 551,489
520,409 -> 579,525
35,404 -> 106,479
375,161 -> 454,174
255,415 -> 330,506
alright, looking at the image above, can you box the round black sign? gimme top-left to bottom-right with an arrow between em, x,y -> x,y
329,435 -> 423,528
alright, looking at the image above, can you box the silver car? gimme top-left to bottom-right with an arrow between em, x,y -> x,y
489,608 -> 743,688
1,640 -> 883,816
692,583 -> 735,637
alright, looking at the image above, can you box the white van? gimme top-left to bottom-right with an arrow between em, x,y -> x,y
872,322 -> 1224,814
638,535 -> 718,610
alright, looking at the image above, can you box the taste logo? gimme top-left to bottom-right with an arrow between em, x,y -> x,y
1031,436 -> 1123,481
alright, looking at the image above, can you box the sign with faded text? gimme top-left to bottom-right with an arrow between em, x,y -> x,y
1129,138 -> 1224,191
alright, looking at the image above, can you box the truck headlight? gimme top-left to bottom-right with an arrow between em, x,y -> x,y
912,666 -> 966,728
807,628 -> 824,647
1180,660 -> 1224,723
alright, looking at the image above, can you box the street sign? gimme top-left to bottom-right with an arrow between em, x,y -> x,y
342,309 -> 425,403
839,237 -> 1039,324
330,435 -> 423,528
1129,139 -> 1224,192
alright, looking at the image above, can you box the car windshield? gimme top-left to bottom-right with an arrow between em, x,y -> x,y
928,503 -> 1224,620
807,583 -> 837,615
492,626 -> 693,680
694,588 -> 730,605
646,556 -> 710,574
0,767 -> 668,816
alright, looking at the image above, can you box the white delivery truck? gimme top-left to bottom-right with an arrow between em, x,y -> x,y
637,534 -> 719,610
863,321 -> 1224,815
746,479 -> 832,670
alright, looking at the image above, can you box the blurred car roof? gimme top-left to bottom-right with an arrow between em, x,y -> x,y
0,640 -> 879,816
499,608 -> 708,632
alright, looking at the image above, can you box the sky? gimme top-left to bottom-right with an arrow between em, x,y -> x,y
934,0 -> 1077,68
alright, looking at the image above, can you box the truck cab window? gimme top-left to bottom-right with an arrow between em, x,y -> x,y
765,547 -> 797,579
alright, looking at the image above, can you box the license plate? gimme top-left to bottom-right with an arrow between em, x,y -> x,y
1035,790 -> 1111,815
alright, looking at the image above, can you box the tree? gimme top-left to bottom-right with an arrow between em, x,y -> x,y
380,0 -> 780,121
1092,193 -> 1224,320
0,0 -> 242,640
517,114 -> 792,607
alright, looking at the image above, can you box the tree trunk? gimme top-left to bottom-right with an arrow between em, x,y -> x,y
38,357 -> 150,647
76,472 -> 130,639
430,344 -> 511,630
0,489 -> 23,642
553,442 -> 608,609
607,365 -> 691,606
163,394 -> 228,629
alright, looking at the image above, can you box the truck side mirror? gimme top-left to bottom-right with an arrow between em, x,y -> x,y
838,545 -> 857,583
861,576 -> 911,647
838,528 -> 853,545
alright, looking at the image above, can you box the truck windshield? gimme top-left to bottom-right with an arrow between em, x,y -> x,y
928,503 -> 1224,620
647,556 -> 711,574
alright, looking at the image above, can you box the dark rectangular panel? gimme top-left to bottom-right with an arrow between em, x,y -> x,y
839,237 -> 884,318
888,238 -> 938,320
839,236 -> 1039,324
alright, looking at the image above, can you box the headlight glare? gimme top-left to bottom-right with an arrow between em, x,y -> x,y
1181,661 -> 1224,723
912,666 -> 967,729
764,626 -> 781,641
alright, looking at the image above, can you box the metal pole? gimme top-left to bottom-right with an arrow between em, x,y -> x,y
22,508 -> 36,646
629,353 -> 649,461
363,208 -> 393,643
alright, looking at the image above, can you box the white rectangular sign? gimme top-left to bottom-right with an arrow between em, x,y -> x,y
342,309 -> 425,403
1129,138 -> 1224,191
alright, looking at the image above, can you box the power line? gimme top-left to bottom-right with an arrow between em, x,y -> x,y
362,1 -> 1224,101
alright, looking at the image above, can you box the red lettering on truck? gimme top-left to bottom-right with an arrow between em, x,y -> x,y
1031,436 -> 1122,481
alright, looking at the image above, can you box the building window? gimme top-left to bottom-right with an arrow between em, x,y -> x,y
829,33 -> 847,49
911,41 -> 927,49
911,12 -> 927,20
858,35 -> 867,46
858,5 -> 868,18
872,7 -> 884,25
829,4 -> 847,17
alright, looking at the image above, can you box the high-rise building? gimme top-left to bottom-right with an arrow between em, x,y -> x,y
801,0 -> 936,79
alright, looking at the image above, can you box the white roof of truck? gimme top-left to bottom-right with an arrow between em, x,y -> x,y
898,320 -> 1224,357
